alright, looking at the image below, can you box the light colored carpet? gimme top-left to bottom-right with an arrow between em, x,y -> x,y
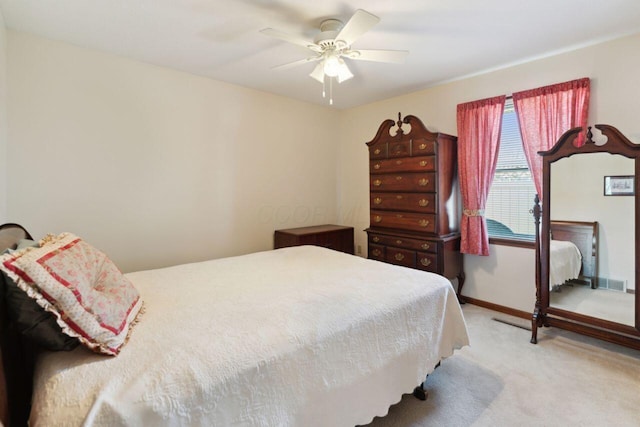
366,304 -> 640,427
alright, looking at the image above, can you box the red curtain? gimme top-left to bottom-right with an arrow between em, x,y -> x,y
513,78 -> 590,201
457,95 -> 506,256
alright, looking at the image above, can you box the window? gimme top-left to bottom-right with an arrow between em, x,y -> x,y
485,98 -> 536,242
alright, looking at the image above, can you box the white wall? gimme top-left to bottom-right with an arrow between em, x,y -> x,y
337,33 -> 640,312
7,31 -> 341,272
0,10 -> 7,222
6,29 -> 640,312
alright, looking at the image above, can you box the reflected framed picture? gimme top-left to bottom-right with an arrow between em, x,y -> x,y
604,175 -> 635,196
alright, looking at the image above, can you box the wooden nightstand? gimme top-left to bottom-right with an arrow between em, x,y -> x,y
274,224 -> 355,255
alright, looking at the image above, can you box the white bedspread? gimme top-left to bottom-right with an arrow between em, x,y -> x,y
30,246 -> 469,426
550,239 -> 582,288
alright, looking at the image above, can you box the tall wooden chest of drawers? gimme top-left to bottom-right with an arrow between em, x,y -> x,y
365,114 -> 464,298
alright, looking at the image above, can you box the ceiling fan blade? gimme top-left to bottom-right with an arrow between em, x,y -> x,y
348,49 -> 409,64
335,9 -> 380,46
273,56 -> 321,71
260,28 -> 320,51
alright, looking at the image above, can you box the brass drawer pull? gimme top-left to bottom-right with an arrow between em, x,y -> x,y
419,143 -> 427,150
395,160 -> 403,165
374,148 -> 381,155
421,243 -> 430,250
372,236 -> 380,243
419,219 -> 430,227
396,195 -> 404,199
420,258 -> 432,267
373,163 -> 381,170
419,160 -> 428,167
372,249 -> 382,257
395,176 -> 403,181
418,199 -> 429,207
373,197 -> 382,205
373,179 -> 382,187
395,239 -> 403,245
418,178 -> 430,186
373,215 -> 382,223
394,253 -> 405,261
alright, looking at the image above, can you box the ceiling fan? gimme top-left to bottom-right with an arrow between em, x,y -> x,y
260,9 -> 408,105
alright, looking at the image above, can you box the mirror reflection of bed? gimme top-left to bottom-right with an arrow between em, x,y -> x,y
549,152 -> 635,326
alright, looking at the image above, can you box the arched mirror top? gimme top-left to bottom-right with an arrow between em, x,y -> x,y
539,124 -> 640,162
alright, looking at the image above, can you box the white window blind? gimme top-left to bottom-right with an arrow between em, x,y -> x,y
485,98 -> 536,241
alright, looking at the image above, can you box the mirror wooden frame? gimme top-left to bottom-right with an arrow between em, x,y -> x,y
531,124 -> 640,350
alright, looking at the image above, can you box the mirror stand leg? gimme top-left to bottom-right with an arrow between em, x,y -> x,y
531,308 -> 541,344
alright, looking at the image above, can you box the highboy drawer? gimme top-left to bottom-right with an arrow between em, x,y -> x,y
370,173 -> 436,192
416,252 -> 438,273
368,233 -> 438,254
385,247 -> 415,268
370,192 -> 436,213
370,156 -> 435,173
412,138 -> 436,156
370,211 -> 437,234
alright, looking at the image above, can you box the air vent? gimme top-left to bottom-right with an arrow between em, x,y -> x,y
596,277 -> 626,292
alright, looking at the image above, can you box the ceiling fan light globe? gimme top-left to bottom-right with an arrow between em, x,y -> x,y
323,55 -> 341,77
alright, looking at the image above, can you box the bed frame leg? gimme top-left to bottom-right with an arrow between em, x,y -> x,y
412,361 -> 440,401
412,383 -> 428,401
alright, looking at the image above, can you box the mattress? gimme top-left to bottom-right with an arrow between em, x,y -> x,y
30,245 -> 469,426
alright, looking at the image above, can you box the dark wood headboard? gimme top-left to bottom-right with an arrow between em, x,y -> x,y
0,223 -> 34,427
550,220 -> 598,285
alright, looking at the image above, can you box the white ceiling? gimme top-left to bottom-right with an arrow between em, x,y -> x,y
2,0 -> 640,109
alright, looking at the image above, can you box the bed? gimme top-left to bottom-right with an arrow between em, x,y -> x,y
549,220 -> 599,289
0,224 -> 469,426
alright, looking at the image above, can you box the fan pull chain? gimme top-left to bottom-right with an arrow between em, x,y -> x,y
329,77 -> 333,105
322,77 -> 326,99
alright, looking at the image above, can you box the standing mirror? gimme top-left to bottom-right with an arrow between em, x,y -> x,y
531,124 -> 640,350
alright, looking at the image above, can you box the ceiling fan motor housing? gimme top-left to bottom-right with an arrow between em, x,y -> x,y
314,19 -> 347,49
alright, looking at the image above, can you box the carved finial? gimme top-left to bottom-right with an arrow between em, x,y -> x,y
396,112 -> 405,135
586,126 -> 594,144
